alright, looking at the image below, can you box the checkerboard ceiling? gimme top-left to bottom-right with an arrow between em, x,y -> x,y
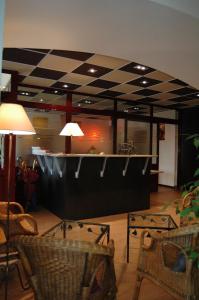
2,48 -> 199,111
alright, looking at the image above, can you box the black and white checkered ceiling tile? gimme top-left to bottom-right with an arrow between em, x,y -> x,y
2,48 -> 199,110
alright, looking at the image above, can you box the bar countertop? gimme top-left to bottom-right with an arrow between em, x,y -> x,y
36,152 -> 157,158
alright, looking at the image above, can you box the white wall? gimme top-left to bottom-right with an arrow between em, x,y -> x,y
4,0 -> 199,88
159,124 -> 178,186
72,116 -> 113,154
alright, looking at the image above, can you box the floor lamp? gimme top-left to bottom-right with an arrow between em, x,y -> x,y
0,103 -> 36,300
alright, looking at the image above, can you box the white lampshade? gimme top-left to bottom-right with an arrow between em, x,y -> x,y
0,103 -> 36,135
59,122 -> 84,136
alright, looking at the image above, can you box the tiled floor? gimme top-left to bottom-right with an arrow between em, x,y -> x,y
0,186 -> 181,300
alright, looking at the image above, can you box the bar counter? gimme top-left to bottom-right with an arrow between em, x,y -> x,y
36,153 -> 155,219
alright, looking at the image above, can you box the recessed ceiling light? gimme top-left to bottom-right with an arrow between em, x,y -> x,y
124,109 -> 129,113
25,92 -> 29,96
135,65 -> 146,71
196,93 -> 199,97
37,137 -> 41,140
88,68 -> 97,74
54,90 -> 58,94
78,103 -> 81,107
63,84 -> 68,88
141,80 -> 148,84
40,98 -> 44,102
133,107 -> 140,110
85,100 -> 92,104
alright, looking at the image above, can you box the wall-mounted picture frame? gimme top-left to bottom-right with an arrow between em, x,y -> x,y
159,123 -> 165,140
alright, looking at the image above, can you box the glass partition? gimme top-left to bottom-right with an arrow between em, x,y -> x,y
16,108 -> 65,165
127,120 -> 150,154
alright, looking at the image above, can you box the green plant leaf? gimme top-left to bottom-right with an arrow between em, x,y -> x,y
193,137 -> 199,149
186,134 -> 199,141
181,190 -> 189,197
192,199 -> 199,204
188,250 -> 199,261
194,168 -> 199,177
180,207 -> 193,217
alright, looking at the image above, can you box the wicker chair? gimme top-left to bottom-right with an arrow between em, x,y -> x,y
12,235 -> 117,300
133,224 -> 199,300
0,202 -> 38,238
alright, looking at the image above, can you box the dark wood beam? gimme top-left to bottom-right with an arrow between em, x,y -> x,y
65,93 -> 72,153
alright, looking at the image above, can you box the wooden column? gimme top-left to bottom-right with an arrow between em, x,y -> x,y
112,100 -> 117,154
65,93 -> 72,153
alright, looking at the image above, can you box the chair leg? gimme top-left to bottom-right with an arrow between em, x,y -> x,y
133,274 -> 143,300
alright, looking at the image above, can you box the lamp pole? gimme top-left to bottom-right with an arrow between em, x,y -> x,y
4,133 -> 13,300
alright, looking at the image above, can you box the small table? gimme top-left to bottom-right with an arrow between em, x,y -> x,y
127,212 -> 178,262
42,219 -> 110,245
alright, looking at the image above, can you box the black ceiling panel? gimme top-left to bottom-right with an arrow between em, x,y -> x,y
98,90 -> 123,98
26,48 -> 50,54
42,88 -> 65,95
128,76 -> 161,87
169,79 -> 188,86
18,90 -> 37,97
51,50 -> 94,61
51,81 -> 80,90
133,89 -> 160,96
138,97 -> 159,103
72,63 -> 112,78
170,87 -> 197,95
88,79 -> 118,89
3,48 -> 45,65
120,62 -> 154,75
30,67 -> 66,80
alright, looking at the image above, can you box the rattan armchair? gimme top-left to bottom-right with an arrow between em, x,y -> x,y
12,235 -> 117,300
133,224 -> 199,300
0,202 -> 38,237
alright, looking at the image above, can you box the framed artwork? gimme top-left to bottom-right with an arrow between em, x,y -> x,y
159,123 -> 165,140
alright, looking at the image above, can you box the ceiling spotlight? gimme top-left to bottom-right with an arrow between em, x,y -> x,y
196,93 -> 199,97
124,109 -> 129,113
40,98 -> 44,102
25,92 -> 29,96
88,68 -> 97,74
85,100 -> 92,104
133,107 -> 139,110
78,103 -> 81,107
135,65 -> 146,71
63,84 -> 68,88
54,90 -> 58,94
142,80 -> 148,84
